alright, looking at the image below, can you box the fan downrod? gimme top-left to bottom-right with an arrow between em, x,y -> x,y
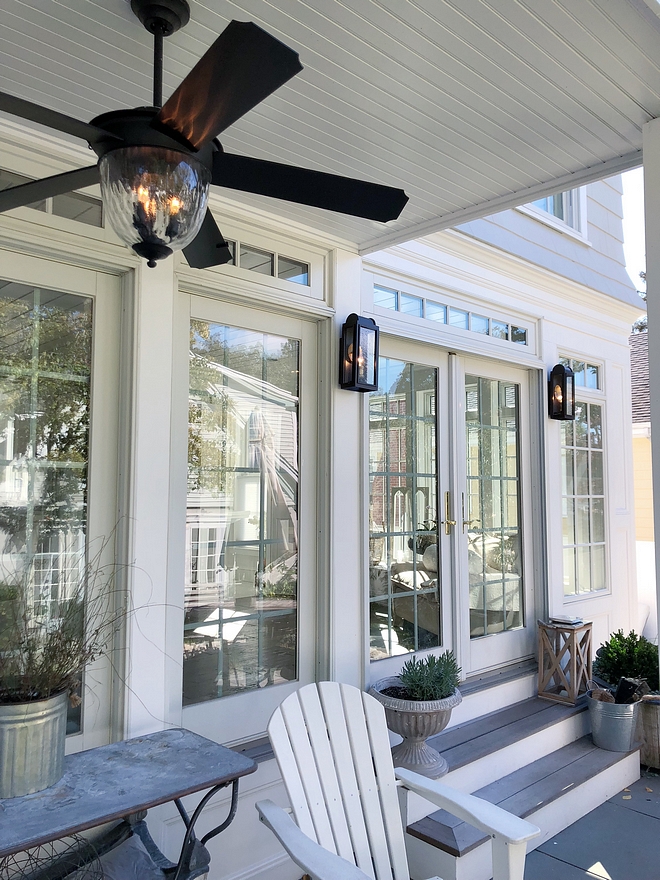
130,0 -> 190,37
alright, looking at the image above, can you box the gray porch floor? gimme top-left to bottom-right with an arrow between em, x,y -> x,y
524,770 -> 660,880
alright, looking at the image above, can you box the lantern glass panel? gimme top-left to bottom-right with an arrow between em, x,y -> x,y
358,326 -> 376,387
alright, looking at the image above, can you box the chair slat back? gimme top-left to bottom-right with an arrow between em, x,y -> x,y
268,682 -> 410,880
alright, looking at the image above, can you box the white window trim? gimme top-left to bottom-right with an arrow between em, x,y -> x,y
517,187 -> 590,244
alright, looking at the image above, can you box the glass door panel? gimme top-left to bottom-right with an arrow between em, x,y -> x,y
181,297 -> 317,745
369,358 -> 440,659
465,375 -> 523,638
460,360 -> 535,674
183,322 -> 299,704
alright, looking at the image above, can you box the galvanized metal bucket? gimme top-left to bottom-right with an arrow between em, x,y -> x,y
0,690 -> 67,797
587,690 -> 640,752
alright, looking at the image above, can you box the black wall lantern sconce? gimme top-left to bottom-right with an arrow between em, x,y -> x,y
548,363 -> 575,420
339,314 -> 379,392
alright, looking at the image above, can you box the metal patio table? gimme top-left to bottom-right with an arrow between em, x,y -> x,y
0,728 -> 257,879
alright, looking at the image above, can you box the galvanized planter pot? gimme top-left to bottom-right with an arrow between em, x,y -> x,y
369,676 -> 462,778
587,690 -> 640,752
0,690 -> 68,797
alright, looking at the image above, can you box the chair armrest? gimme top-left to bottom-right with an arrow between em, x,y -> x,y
395,768 -> 540,845
255,799 -> 370,880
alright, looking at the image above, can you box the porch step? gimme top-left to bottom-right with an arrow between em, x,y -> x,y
427,696 -> 590,796
401,696 -> 640,879
408,735 -> 634,854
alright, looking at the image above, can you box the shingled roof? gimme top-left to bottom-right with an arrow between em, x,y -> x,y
630,332 -> 650,424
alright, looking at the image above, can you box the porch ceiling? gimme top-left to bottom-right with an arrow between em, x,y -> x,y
0,0 -> 657,252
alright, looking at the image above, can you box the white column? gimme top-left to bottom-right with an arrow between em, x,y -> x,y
327,249 -> 366,686
123,257 -> 179,736
643,117 -> 660,647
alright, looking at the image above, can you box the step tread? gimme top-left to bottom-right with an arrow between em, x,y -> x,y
428,697 -> 586,773
407,735 -> 637,857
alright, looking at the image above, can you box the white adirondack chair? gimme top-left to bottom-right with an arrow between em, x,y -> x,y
256,682 -> 540,880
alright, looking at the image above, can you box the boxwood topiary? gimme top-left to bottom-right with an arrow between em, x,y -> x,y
593,629 -> 659,692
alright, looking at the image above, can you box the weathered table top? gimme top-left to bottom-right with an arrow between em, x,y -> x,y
0,728 -> 257,857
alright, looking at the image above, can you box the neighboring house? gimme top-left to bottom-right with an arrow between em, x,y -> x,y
0,4 -> 658,880
630,330 -> 657,641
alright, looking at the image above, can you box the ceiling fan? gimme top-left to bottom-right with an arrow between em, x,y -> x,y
0,0 -> 408,269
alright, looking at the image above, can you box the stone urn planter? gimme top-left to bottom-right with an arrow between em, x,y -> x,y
370,676 -> 462,777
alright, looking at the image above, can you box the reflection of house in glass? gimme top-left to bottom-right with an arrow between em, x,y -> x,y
369,360 -> 440,659
183,334 -> 300,704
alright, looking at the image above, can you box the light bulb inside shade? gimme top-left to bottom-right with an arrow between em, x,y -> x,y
100,146 -> 211,267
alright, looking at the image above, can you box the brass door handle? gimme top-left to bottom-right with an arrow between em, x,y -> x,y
441,491 -> 456,535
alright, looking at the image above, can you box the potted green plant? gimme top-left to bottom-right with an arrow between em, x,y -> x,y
0,552 -> 122,797
370,651 -> 461,778
589,630 -> 659,761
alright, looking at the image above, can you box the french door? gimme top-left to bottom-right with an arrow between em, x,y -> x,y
181,296 -> 317,745
455,357 -> 536,675
369,340 -> 536,680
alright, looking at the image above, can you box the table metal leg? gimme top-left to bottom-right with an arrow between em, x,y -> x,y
171,779 -> 240,880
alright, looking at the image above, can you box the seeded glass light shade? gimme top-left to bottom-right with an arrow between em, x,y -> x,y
100,146 -> 211,267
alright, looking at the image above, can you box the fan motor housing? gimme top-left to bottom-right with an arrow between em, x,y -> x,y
89,107 -> 218,172
130,0 -> 190,36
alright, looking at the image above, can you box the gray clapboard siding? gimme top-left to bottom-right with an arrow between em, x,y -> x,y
455,178 -> 638,306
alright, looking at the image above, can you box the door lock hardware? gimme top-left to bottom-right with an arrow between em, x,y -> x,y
442,491 -> 456,535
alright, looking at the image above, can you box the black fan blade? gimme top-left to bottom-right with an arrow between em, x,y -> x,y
183,210 -> 233,269
213,153 -> 409,222
0,165 -> 100,213
0,92 -> 121,147
156,21 -> 302,150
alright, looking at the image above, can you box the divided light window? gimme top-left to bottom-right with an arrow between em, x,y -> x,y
0,281 -> 93,733
368,358 -> 440,660
561,401 -> 606,595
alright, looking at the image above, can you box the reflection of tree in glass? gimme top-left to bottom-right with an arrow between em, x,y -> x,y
0,290 -> 91,553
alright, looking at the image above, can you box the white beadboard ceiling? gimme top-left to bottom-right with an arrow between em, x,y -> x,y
0,0 -> 657,252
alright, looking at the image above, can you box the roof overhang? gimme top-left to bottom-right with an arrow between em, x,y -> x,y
0,0 -> 656,252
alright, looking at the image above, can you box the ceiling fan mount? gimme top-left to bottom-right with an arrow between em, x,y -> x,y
0,10 -> 409,269
130,0 -> 190,37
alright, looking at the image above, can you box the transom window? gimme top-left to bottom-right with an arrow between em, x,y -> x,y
374,285 -> 528,346
0,168 -> 103,228
559,357 -> 601,390
223,240 -> 309,286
